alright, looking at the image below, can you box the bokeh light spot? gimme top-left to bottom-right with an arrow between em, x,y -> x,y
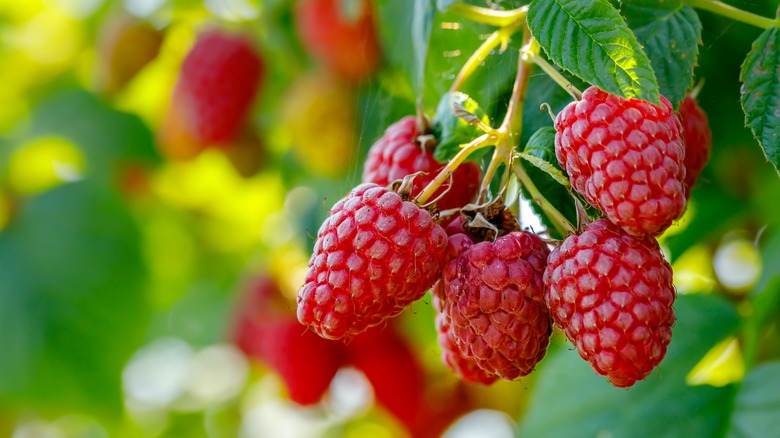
687,336 -> 745,387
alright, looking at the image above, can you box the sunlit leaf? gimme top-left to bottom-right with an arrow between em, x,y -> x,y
621,1 -> 701,107
0,181 -> 149,418
528,0 -> 661,104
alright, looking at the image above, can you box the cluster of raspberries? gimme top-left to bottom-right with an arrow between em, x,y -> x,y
297,87 -> 711,388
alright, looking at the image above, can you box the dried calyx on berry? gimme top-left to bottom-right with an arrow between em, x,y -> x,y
434,202 -> 552,382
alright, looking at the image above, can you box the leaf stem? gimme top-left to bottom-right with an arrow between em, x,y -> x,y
450,20 -> 523,92
522,38 -> 582,100
686,0 -> 778,30
448,4 -> 528,27
415,133 -> 495,205
512,161 -> 576,236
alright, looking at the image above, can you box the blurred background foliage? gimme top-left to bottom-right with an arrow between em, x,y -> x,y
0,0 -> 779,437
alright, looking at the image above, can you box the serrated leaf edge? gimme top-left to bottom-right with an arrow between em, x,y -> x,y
529,0 -> 661,104
739,26 -> 780,175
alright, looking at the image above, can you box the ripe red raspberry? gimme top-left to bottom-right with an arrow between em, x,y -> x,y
295,0 -> 381,82
363,116 -> 480,211
164,30 -> 263,147
678,94 -> 712,196
233,277 -> 345,405
555,86 -> 686,236
439,231 -> 551,380
434,294 -> 498,385
297,183 -> 448,340
544,219 -> 676,388
432,233 -> 497,384
442,215 -> 465,236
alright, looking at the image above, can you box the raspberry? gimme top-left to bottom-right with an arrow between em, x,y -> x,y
544,219 -> 676,388
363,116 -> 480,210
297,183 -> 448,340
442,215 -> 465,236
678,94 -> 712,196
295,0 -> 381,82
432,233 -> 497,384
555,86 -> 686,236
434,294 -> 498,384
163,30 -> 263,147
233,277 -> 345,405
439,231 -> 551,380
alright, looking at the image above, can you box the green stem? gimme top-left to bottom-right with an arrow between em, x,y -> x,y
512,161 -> 576,236
415,133 -> 495,205
686,0 -> 778,29
448,4 -> 527,27
477,29 -> 533,203
450,20 -> 523,92
477,144 -> 505,203
500,31 -> 534,137
523,38 -> 582,100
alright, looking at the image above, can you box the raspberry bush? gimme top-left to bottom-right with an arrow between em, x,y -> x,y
1,0 -> 780,437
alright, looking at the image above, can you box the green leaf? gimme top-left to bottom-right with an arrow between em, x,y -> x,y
621,2 -> 701,107
740,25 -> 780,175
743,228 -> 780,365
618,0 -> 683,27
412,0 -> 436,94
432,91 -> 491,163
517,152 -> 569,186
16,89 -> 158,178
752,228 -> 780,315
516,127 -> 576,239
0,181 -> 149,418
425,12 -> 520,112
528,0 -> 661,104
518,294 -> 739,438
520,127 -> 569,187
726,362 -> 780,437
375,0 -> 436,97
377,3 -> 520,115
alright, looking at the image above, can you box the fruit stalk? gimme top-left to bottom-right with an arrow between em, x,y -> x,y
477,29 -> 533,202
448,4 -> 528,27
685,0 -> 778,30
522,38 -> 582,100
512,161 -> 575,236
450,20 -> 523,92
500,30 -> 533,141
415,133 -> 494,205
